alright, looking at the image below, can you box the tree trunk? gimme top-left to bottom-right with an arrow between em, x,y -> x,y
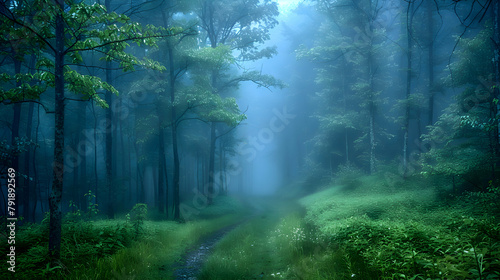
427,0 -> 435,126
157,124 -> 166,213
169,45 -> 180,220
78,102 -> 87,210
92,102 -> 99,205
219,140 -> 224,194
105,0 -> 114,219
207,122 -> 216,204
403,0 -> 414,177
48,0 -> 65,261
105,61 -> 114,218
23,101 -> 34,222
32,103 -> 40,221
368,47 -> 376,174
369,101 -> 375,174
12,59 -> 21,219
494,0 -> 500,176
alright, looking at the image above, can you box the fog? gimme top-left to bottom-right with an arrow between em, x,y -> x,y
1,0 -> 497,218
1,0 -> 499,278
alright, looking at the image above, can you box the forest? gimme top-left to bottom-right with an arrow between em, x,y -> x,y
0,0 -> 499,279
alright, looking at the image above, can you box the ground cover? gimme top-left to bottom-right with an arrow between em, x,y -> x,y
200,175 -> 500,280
0,196 -> 247,280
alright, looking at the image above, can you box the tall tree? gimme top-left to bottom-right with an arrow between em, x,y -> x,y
1,0 -> 173,261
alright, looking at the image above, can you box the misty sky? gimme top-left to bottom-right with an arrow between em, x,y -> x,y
277,0 -> 302,13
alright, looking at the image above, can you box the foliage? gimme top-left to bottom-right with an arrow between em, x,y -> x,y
295,176 -> 500,280
62,201 -> 244,279
126,203 -> 148,238
0,0 -> 173,106
84,190 -> 99,219
196,0 -> 279,60
0,218 -> 135,280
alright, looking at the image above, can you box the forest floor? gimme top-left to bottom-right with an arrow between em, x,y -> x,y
197,197 -> 306,280
172,217 -> 249,279
172,196 -> 301,280
197,175 -> 500,280
3,175 -> 499,280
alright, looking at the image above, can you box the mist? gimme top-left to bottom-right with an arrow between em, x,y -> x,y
1,0 -> 499,279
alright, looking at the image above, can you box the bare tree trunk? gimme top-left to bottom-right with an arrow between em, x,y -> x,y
32,103 -> 41,221
403,0 -> 414,177
207,122 -> 216,204
105,0 -> 114,219
23,100 -> 34,222
78,102 -> 87,210
105,61 -> 114,218
92,102 -> 99,205
369,101 -> 375,174
157,124 -> 166,213
219,140 -> 224,194
11,60 -> 21,219
427,0 -> 435,126
169,45 -> 180,220
491,0 -> 500,179
48,0 -> 65,261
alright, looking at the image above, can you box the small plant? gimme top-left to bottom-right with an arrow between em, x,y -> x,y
65,200 -> 82,222
84,190 -> 99,219
127,203 -> 148,238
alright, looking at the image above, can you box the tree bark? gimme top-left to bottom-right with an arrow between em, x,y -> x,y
207,122 -> 216,204
48,0 -> 65,261
12,59 -> 21,219
427,0 -> 435,126
169,45 -> 180,220
105,0 -> 114,219
78,101 -> 87,210
493,0 -> 500,178
157,124 -> 166,214
403,1 -> 414,177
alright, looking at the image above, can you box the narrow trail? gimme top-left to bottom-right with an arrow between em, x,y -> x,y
172,220 -> 246,280
171,197 -> 303,280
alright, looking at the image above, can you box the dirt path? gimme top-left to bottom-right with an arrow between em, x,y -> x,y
171,197 -> 302,280
172,219 -> 248,280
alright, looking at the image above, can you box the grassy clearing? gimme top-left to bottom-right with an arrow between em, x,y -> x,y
0,196 -> 247,280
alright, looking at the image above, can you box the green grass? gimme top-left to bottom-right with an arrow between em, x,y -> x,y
0,195 -> 247,280
295,174 -> 500,280
67,214 -> 242,280
201,175 -> 500,280
199,199 -> 308,279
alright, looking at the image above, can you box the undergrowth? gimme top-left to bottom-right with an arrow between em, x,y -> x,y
0,195 -> 246,280
201,175 -> 500,280
294,174 -> 500,280
200,200 -> 308,279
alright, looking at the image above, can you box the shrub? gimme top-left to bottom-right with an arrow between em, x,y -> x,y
126,203 -> 148,238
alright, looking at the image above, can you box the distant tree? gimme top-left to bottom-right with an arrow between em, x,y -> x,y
196,0 -> 282,203
305,0 -> 395,175
296,19 -> 361,173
